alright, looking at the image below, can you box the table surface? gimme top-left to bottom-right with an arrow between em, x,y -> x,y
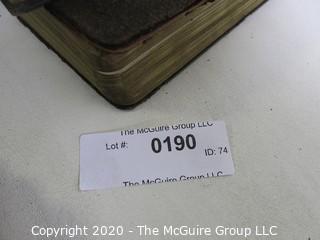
1,0 -> 319,239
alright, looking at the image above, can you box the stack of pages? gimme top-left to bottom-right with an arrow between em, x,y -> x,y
2,0 -> 267,107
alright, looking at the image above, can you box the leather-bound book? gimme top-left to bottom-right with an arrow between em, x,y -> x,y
1,0 -> 267,107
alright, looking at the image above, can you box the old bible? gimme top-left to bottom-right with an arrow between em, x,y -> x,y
1,0 -> 267,107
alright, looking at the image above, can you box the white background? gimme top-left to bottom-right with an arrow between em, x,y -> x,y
0,0 -> 319,239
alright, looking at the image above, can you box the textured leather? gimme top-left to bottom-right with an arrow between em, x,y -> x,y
47,0 -> 201,48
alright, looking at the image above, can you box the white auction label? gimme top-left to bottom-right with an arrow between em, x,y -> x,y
80,120 -> 234,190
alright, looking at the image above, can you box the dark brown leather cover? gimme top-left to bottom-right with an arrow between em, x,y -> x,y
2,0 -> 201,47
47,0 -> 201,48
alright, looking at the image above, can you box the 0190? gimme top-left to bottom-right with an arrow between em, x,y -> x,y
151,134 -> 197,153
